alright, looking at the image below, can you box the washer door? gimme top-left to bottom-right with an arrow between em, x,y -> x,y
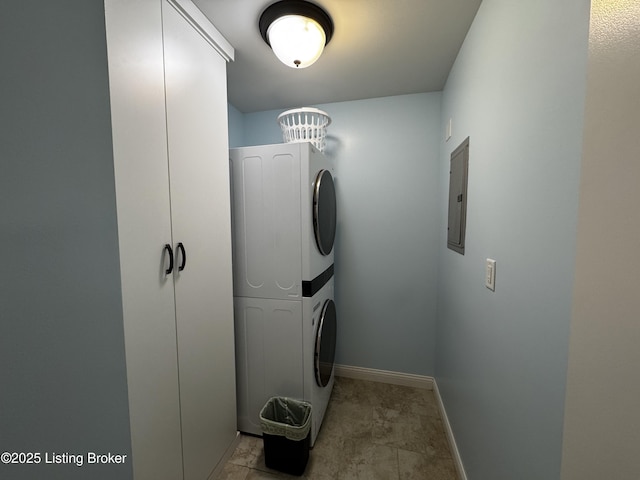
313,169 -> 336,256
315,299 -> 337,387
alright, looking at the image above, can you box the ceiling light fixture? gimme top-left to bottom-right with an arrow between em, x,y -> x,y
259,0 -> 334,69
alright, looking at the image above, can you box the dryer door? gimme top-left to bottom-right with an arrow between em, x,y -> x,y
315,299 -> 337,387
313,169 -> 336,256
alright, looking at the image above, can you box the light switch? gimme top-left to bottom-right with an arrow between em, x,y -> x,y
485,259 -> 496,291
446,118 -> 452,141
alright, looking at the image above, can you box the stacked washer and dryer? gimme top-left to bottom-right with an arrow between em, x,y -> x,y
230,141 -> 337,446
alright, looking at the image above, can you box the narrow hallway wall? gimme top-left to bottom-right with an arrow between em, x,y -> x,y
435,1 -> 590,479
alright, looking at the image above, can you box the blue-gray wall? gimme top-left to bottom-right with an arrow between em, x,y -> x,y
228,103 -> 245,148
230,93 -> 442,376
435,1 -> 590,479
0,2 -> 132,479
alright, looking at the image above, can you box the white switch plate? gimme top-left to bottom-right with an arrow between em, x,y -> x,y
445,118 -> 452,141
485,258 -> 496,291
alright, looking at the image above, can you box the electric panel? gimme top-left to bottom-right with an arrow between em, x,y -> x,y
447,137 -> 469,254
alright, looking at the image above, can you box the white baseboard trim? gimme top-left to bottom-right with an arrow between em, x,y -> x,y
432,381 -> 468,480
334,364 -> 434,390
333,364 -> 467,480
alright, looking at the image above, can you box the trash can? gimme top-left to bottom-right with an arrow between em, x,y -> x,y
259,396 -> 312,476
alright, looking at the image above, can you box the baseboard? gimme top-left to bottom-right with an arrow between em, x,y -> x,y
333,364 -> 467,480
432,381 -> 468,480
333,364 -> 433,390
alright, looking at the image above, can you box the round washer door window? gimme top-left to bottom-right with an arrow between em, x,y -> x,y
315,299 -> 337,387
313,169 -> 336,256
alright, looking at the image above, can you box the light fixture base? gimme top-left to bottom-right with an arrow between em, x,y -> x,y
259,0 -> 334,47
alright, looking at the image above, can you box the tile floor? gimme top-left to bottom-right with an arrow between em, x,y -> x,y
219,376 -> 459,479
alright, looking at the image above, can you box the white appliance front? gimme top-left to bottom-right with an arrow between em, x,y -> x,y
234,296 -> 304,436
233,277 -> 336,446
230,142 -> 337,447
230,142 -> 335,301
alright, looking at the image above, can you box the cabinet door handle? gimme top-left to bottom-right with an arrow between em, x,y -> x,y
164,244 -> 174,274
177,242 -> 186,271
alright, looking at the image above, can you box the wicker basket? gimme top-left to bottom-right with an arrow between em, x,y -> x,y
277,107 -> 331,152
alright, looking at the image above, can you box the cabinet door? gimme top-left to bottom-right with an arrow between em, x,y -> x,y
162,2 -> 237,479
105,2 -> 184,479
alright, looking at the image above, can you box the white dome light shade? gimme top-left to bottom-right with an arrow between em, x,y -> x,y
259,1 -> 334,70
267,15 -> 326,68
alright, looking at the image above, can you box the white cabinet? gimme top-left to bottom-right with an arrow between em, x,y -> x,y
105,1 -> 236,479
